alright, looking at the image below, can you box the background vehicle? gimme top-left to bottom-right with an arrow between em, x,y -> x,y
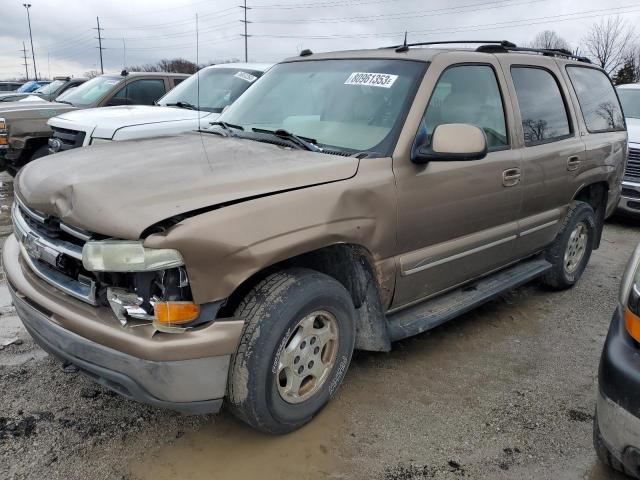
0,80 -> 49,99
0,71 -> 187,175
48,64 -> 270,151
617,83 -> 640,217
4,42 -> 626,434
594,242 -> 640,478
0,81 -> 24,92
0,76 -> 87,103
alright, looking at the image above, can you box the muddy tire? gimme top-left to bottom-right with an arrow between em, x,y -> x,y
227,268 -> 356,434
593,412 -> 629,477
540,201 -> 596,290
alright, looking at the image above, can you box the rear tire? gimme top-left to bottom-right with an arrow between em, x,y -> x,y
541,201 -> 596,290
227,268 -> 356,434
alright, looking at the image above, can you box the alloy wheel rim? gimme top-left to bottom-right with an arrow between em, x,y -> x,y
276,310 -> 339,404
564,221 -> 588,274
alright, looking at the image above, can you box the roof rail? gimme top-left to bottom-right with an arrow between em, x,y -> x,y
384,40 -> 516,53
479,44 -> 591,63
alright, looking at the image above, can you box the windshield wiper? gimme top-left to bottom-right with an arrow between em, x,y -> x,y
251,128 -> 323,152
165,101 -> 198,110
208,121 -> 245,136
56,100 -> 72,105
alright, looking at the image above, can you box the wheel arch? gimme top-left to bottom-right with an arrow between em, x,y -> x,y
573,181 -> 608,249
218,243 -> 393,352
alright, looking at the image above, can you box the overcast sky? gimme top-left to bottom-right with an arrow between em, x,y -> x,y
1,0 -> 639,79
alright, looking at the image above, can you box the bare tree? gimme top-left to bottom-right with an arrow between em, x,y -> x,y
583,16 -> 636,75
529,30 -> 571,51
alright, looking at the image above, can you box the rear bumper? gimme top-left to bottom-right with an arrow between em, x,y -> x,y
3,233 -> 244,414
597,305 -> 640,475
618,179 -> 640,217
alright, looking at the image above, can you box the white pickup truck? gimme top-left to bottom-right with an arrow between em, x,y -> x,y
47,63 -> 271,152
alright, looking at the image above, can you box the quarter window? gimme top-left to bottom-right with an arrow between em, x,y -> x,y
421,65 -> 508,150
511,67 -> 571,146
567,66 -> 625,132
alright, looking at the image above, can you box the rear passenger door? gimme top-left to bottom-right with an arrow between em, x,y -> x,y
498,57 -> 586,256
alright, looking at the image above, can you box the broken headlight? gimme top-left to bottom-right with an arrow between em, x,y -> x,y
82,240 -> 184,272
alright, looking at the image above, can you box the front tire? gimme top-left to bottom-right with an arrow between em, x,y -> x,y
227,268 -> 356,434
541,201 -> 596,290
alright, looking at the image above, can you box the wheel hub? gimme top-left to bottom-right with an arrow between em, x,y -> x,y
276,310 -> 339,404
564,221 -> 588,274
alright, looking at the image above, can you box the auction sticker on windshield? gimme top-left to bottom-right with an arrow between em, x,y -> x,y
234,71 -> 258,83
344,72 -> 398,88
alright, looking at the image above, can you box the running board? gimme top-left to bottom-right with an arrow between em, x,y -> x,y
386,258 -> 552,342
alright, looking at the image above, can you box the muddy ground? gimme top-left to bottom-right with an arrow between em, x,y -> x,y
0,170 -> 636,480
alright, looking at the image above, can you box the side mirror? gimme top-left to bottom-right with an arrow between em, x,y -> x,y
411,123 -> 488,164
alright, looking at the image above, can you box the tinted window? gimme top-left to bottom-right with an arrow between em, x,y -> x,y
567,67 -> 625,132
618,88 -> 640,120
421,65 -> 508,150
112,79 -> 166,105
511,67 -> 571,146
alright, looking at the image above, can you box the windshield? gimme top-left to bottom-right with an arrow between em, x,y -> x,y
17,81 -> 41,93
619,88 -> 640,120
158,68 -> 263,113
34,79 -> 65,95
219,59 -> 425,154
62,75 -> 121,107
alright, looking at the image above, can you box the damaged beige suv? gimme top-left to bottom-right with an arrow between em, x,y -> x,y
4,41 -> 627,434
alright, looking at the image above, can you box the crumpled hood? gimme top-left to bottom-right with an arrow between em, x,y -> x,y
627,117 -> 640,145
16,132 -> 359,239
54,105 -> 214,134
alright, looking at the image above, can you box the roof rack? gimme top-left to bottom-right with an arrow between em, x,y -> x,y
384,39 -> 591,63
385,40 -> 516,53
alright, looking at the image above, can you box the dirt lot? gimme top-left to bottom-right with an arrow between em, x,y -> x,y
0,170 -> 636,480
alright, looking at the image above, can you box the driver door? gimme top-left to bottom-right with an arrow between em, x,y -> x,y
392,60 -> 522,308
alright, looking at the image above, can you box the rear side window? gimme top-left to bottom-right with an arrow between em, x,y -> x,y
421,65 -> 508,150
511,67 -> 571,146
566,66 -> 625,133
112,79 -> 166,105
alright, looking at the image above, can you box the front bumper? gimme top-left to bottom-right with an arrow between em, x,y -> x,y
2,234 -> 244,414
618,179 -> 640,217
597,305 -> 640,474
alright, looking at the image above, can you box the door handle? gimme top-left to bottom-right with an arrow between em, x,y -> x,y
567,155 -> 581,171
502,168 -> 521,187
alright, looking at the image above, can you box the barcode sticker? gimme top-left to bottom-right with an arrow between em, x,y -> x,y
234,71 -> 258,83
344,72 -> 398,88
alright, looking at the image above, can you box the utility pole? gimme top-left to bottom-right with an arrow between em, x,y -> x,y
21,42 -> 30,80
94,17 -> 104,74
23,4 -> 37,80
239,0 -> 250,62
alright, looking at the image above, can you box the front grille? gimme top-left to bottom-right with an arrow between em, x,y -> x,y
12,199 -> 98,305
625,147 -> 640,180
50,126 -> 86,152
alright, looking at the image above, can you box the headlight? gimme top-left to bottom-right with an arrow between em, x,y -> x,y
90,137 -> 112,145
82,240 -> 184,272
623,245 -> 640,342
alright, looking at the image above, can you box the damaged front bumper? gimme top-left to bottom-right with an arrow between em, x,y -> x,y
3,234 -> 244,414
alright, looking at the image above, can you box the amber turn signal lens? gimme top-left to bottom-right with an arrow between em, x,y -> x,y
0,137 -> 7,145
625,306 -> 640,342
153,301 -> 200,326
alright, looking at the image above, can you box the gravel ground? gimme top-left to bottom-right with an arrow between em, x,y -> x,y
0,170 -> 636,479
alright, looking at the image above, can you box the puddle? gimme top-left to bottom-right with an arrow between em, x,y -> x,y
129,402 -> 349,480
